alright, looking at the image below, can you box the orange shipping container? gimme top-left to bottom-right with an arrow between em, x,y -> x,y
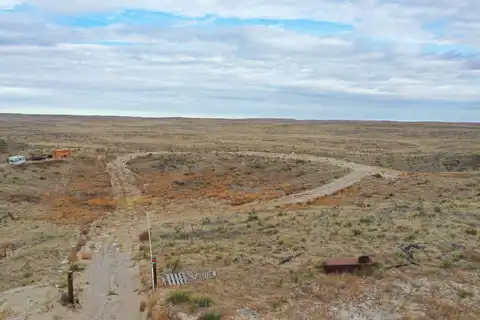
52,149 -> 72,159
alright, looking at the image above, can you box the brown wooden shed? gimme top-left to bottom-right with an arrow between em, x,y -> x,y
52,149 -> 72,159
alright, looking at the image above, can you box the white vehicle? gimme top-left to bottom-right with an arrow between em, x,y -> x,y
7,155 -> 26,165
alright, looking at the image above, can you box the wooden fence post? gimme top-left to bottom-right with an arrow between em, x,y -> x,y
67,270 -> 74,304
152,256 -> 157,290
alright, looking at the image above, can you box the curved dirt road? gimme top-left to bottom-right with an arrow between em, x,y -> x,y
111,150 -> 398,209
231,151 -> 397,207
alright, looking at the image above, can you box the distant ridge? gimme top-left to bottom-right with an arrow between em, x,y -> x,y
0,112 -> 477,125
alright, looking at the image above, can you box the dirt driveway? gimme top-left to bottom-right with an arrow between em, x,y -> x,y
71,155 -> 147,320
75,240 -> 143,320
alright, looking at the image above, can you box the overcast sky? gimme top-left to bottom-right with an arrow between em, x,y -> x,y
0,0 -> 479,121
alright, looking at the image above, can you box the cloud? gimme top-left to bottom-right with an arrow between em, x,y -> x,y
0,0 -> 479,121
465,58 -> 480,70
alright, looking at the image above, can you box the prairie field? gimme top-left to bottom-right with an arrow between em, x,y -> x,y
0,114 -> 479,320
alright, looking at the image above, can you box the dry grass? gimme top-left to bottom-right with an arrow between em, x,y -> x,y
86,197 -> 117,209
283,184 -> 361,209
145,294 -> 181,320
77,249 -> 93,260
141,173 -> 480,319
150,310 -> 170,320
0,115 -> 479,319
198,310 -> 222,320
46,156 -> 116,226
1,115 -> 478,172
0,153 -> 114,291
139,300 -> 147,313
128,153 -> 349,206
121,195 -> 154,207
0,308 -> 15,320
0,159 -> 80,291
67,237 -> 88,263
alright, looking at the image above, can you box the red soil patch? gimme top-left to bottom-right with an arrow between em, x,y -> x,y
46,159 -> 116,226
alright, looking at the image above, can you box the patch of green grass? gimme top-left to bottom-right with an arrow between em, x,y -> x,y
192,295 -> 214,308
133,250 -> 149,262
57,278 -> 68,288
0,308 -> 15,320
404,233 -> 416,242
452,252 -> 466,262
246,211 -> 259,222
415,204 -> 425,214
360,216 -> 374,224
269,296 -> 288,309
166,257 -> 181,273
166,291 -> 214,309
19,277 -> 35,286
457,288 -> 474,299
352,228 -> 362,236
440,260 -> 454,269
276,277 -> 284,288
199,311 -> 222,320
166,290 -> 192,305
71,261 -> 87,272
465,228 -> 477,236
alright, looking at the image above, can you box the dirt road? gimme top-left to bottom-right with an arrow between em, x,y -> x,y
77,241 -> 142,320
107,153 -> 144,199
231,151 -> 398,208
73,155 -> 146,320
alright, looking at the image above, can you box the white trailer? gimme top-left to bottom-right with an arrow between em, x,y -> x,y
7,155 -> 26,165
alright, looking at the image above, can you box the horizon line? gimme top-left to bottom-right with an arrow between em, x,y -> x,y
1,112 -> 478,125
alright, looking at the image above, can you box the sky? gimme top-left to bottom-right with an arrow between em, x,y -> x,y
0,0 -> 479,122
